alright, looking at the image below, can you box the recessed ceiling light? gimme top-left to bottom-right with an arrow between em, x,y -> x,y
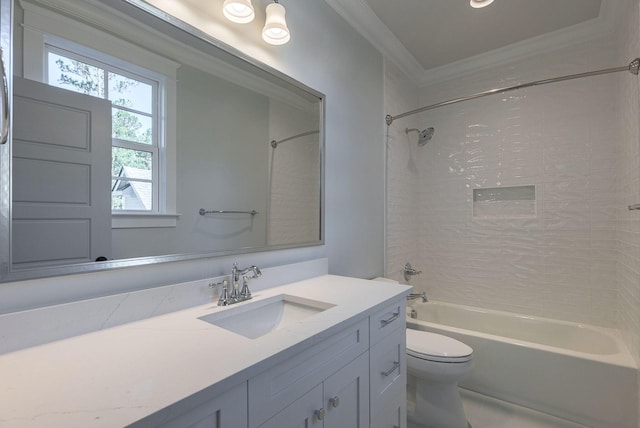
470,0 -> 494,8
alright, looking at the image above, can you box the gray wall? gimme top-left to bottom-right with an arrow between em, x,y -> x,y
0,0 -> 385,313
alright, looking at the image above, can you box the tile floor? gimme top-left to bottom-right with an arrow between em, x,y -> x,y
459,389 -> 590,428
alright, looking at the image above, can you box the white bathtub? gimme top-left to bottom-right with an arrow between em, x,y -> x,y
407,300 -> 638,428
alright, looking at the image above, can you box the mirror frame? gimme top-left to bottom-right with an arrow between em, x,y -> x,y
0,0 -> 325,283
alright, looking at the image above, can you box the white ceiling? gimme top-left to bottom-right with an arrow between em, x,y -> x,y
363,0 -> 602,71
324,0 -> 621,85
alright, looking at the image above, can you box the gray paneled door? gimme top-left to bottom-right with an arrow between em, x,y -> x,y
11,76 -> 111,269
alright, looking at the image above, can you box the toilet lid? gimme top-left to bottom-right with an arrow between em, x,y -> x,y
406,329 -> 473,363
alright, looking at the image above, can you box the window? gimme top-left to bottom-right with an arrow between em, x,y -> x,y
22,2 -> 179,227
45,46 -> 161,212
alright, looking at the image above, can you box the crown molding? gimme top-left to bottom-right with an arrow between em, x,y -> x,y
324,0 -> 622,89
419,0 -> 623,87
323,0 -> 424,85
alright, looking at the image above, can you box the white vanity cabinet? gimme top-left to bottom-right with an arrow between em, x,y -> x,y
369,298 -> 407,428
250,298 -> 407,428
140,300 -> 406,428
249,318 -> 370,428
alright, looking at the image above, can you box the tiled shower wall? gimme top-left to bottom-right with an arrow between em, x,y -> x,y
384,60 -> 420,282
386,29 -> 631,327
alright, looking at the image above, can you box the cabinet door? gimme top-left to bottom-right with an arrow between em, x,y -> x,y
154,382 -> 248,428
258,384 -> 323,428
324,352 -> 370,428
249,319 -> 369,427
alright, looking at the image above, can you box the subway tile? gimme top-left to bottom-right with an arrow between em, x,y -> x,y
384,25 -> 640,338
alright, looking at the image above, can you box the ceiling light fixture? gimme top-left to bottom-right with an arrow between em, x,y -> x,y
223,0 -> 255,24
262,0 -> 290,45
470,0 -> 494,8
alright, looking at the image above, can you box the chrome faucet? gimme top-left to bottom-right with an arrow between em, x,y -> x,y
227,262 -> 261,305
407,291 -> 428,303
209,263 -> 263,306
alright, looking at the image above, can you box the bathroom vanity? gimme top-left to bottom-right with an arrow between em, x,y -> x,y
0,275 -> 410,427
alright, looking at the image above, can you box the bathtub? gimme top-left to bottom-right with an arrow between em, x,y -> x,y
407,300 -> 638,428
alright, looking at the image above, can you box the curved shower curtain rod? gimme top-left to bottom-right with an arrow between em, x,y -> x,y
385,57 -> 640,126
270,130 -> 320,148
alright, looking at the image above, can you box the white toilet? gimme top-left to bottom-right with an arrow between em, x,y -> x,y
406,328 -> 473,428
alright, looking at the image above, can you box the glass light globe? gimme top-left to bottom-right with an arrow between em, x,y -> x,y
223,0 -> 255,24
262,2 -> 290,45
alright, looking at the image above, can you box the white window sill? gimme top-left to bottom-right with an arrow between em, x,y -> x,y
112,212 -> 180,229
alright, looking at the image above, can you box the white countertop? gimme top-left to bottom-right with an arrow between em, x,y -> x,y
0,275 -> 410,427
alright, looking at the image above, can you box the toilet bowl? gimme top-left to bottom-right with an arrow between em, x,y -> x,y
406,328 -> 473,428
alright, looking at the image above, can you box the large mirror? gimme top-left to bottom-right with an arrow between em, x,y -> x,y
1,0 -> 324,282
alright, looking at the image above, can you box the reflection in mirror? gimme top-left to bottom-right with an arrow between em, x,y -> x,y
4,0 -> 323,281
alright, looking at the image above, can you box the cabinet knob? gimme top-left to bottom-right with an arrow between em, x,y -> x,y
329,396 -> 340,408
314,408 -> 326,420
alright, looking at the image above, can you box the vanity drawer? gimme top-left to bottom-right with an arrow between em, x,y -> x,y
248,318 -> 369,428
370,298 -> 406,345
370,325 -> 406,428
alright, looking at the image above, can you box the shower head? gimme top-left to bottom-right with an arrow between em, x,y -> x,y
405,127 -> 435,146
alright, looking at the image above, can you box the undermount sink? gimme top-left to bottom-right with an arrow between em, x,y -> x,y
198,294 -> 335,339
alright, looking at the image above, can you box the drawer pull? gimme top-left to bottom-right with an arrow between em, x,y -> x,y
329,396 -> 340,408
381,361 -> 400,377
315,408 -> 325,421
380,311 -> 400,326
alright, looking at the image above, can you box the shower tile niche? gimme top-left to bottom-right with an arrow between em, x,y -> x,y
472,185 -> 536,218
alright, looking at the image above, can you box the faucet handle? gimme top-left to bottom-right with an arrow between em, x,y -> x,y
209,279 -> 226,291
252,266 -> 262,278
216,280 -> 231,306
403,262 -> 422,282
240,275 -> 252,300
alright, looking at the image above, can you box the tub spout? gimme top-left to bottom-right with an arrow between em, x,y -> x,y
407,292 -> 428,303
